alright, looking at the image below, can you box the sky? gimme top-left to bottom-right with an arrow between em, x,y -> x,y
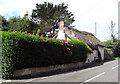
0,0 -> 119,42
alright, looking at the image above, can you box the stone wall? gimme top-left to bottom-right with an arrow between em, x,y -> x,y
13,62 -> 85,77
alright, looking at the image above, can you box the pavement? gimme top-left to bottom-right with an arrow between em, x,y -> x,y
1,59 -> 119,84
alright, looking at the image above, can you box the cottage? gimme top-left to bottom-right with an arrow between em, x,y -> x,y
54,21 -> 105,63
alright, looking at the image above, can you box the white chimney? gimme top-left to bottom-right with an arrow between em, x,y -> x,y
57,20 -> 66,40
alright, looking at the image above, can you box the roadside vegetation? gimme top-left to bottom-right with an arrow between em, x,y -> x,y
0,1 -> 120,79
104,40 -> 120,61
104,20 -> 119,61
1,31 -> 91,79
0,2 -> 76,79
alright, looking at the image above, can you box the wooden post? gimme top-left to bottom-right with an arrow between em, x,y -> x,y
95,22 -> 97,37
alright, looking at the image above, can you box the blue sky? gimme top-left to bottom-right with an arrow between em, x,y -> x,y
4,11 -> 19,19
0,0 -> 119,41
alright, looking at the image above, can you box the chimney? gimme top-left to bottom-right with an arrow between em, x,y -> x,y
59,20 -> 64,30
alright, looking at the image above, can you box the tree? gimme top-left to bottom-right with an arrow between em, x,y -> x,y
108,20 -> 116,42
7,14 -> 38,33
8,16 -> 22,31
32,2 -> 75,37
0,15 -> 9,31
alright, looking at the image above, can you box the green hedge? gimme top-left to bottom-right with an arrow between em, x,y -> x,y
1,31 -> 91,79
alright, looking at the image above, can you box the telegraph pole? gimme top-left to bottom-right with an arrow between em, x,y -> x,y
95,22 -> 97,37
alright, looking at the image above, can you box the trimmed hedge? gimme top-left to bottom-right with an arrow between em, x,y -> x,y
2,31 -> 91,79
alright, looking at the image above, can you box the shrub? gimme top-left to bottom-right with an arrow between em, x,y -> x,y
104,40 -> 118,57
114,41 -> 120,57
2,31 -> 91,79
104,48 -> 114,60
104,40 -> 118,50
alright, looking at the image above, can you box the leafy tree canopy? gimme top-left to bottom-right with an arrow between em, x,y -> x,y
32,2 -> 75,37
6,14 -> 39,33
0,15 -> 9,30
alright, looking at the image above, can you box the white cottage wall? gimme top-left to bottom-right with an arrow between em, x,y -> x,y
86,53 -> 93,63
86,50 -> 98,63
98,46 -> 104,60
57,30 -> 65,40
93,50 -> 98,60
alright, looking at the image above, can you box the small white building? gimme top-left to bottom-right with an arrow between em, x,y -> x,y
54,20 -> 105,63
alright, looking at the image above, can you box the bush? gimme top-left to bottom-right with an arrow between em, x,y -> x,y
2,31 -> 91,79
104,40 -> 118,57
104,48 -> 114,60
104,40 -> 117,50
114,41 -> 120,57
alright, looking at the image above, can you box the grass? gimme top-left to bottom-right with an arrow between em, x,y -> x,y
114,57 -> 120,59
106,57 -> 120,61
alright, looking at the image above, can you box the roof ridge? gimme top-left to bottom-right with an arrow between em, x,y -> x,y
65,26 -> 94,36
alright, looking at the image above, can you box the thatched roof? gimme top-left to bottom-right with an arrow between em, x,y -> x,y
53,25 -> 104,50
65,27 -> 104,50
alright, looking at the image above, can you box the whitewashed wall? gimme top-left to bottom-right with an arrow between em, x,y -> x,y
98,46 -> 104,60
57,30 -> 65,40
86,50 -> 98,63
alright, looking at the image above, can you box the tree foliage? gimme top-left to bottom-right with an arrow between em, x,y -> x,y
6,14 -> 39,33
8,16 -> 22,31
32,2 -> 75,37
0,2 -> 75,36
108,20 -> 116,42
104,40 -> 118,49
0,15 -> 9,30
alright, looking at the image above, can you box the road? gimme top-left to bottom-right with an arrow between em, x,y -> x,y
17,59 -> 119,83
4,59 -> 119,84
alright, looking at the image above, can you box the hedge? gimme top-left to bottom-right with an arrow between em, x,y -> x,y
1,31 -> 91,79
